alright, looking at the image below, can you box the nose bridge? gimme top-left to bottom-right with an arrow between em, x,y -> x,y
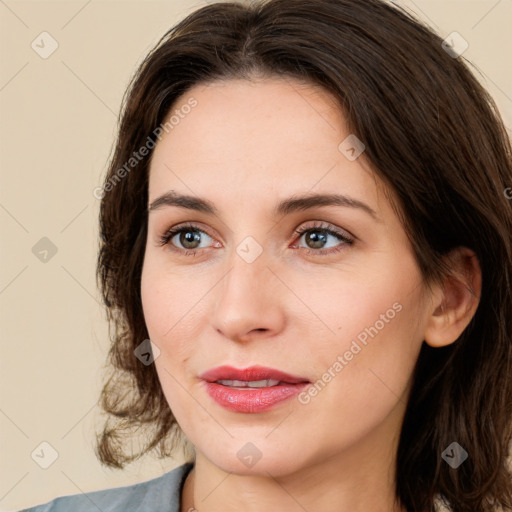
212,242 -> 284,341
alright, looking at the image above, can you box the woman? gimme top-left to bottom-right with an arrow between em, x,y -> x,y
21,0 -> 512,511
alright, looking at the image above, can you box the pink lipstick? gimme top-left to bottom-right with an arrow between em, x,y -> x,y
200,365 -> 310,413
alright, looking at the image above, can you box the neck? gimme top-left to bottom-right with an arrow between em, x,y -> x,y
181,419 -> 406,512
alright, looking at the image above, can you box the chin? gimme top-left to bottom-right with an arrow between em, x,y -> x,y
197,436 -> 314,477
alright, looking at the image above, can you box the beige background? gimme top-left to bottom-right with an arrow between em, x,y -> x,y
1,0 -> 511,510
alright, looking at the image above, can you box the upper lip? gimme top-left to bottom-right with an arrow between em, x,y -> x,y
200,365 -> 310,384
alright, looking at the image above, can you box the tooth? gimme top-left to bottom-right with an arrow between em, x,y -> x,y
247,379 -> 280,388
216,379 -> 281,388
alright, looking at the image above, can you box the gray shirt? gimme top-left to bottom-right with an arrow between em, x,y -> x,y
19,462 -> 194,512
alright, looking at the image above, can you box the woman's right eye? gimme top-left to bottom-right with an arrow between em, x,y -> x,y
159,224 -> 216,254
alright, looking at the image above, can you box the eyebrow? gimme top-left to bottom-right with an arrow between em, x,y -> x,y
148,191 -> 379,220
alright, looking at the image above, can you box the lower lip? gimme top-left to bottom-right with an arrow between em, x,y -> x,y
204,381 -> 309,413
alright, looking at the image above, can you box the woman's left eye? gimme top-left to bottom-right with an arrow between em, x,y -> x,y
158,221 -> 354,256
293,222 -> 354,255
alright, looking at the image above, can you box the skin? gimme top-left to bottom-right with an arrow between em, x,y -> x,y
140,77 -> 481,512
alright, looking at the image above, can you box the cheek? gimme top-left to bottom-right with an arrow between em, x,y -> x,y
292,255 -> 425,410
141,260 -> 205,423
290,256 -> 422,353
140,252 -> 207,346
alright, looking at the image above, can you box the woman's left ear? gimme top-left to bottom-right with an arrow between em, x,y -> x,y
424,247 -> 482,348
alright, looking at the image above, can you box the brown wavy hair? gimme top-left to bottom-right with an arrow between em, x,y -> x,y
95,0 -> 512,510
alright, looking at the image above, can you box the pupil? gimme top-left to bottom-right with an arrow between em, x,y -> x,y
181,230 -> 201,249
307,231 -> 326,248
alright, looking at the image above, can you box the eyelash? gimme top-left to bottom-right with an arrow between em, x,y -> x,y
157,221 -> 355,257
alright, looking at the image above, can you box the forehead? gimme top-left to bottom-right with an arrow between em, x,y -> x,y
148,77 -> 382,211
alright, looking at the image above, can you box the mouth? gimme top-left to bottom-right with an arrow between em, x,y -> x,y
214,378 -> 283,388
200,365 -> 311,413
200,365 -> 310,384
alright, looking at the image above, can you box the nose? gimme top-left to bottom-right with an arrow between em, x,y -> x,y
211,249 -> 286,343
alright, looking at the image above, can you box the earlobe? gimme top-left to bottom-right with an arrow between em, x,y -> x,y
424,247 -> 482,348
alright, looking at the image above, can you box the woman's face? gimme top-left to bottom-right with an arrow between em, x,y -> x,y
141,77 -> 432,476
